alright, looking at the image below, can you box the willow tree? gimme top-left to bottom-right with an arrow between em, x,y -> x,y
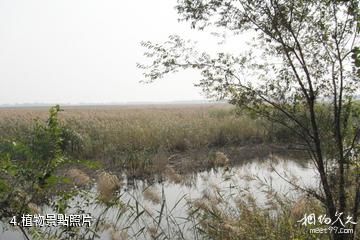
138,0 -> 359,239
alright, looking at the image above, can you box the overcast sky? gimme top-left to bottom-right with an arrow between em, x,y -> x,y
0,0 -> 244,105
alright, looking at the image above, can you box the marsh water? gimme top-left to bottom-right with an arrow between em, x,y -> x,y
1,156 -> 317,240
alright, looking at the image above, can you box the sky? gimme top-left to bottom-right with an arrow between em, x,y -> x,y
0,0 -> 244,105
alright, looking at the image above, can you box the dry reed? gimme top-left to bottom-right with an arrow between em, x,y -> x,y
97,172 -> 121,202
143,186 -> 161,205
66,168 -> 91,186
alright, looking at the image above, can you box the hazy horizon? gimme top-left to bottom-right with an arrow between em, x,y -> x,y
0,0 -> 246,105
0,99 -> 221,107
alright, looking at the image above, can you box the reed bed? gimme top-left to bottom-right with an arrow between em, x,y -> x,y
0,104 -> 268,175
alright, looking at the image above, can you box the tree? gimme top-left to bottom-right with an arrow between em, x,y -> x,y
0,106 -> 66,239
138,0 -> 360,239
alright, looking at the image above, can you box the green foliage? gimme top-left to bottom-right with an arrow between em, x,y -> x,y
0,105 -> 66,220
352,46 -> 360,77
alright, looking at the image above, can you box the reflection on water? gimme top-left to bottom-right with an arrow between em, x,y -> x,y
1,157 -> 318,240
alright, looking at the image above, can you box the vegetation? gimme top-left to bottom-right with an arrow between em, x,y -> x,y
1,0 -> 359,238
0,104 -> 272,176
139,0 -> 360,239
0,105 -> 69,239
0,105 -> 306,237
0,104 -> 358,239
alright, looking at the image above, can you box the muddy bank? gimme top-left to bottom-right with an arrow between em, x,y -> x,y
165,143 -> 308,173
58,143 -> 308,189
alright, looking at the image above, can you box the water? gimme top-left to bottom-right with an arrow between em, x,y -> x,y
1,157 -> 317,240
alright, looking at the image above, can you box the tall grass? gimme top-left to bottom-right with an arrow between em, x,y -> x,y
0,104 -> 265,151
0,104 -> 269,176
